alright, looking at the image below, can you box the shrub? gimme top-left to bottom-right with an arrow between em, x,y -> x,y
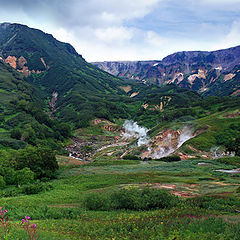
84,188 -> 180,211
0,167 -> 16,185
113,188 -> 179,210
16,168 -> 35,186
0,176 -> 6,189
122,154 -> 141,160
15,145 -> 59,179
0,188 -> 20,197
21,182 -> 53,195
0,182 -> 53,197
84,193 -> 114,211
187,195 -> 240,211
0,139 -> 26,150
154,155 -> 181,162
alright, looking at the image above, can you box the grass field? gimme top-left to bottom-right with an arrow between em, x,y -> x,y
0,153 -> 239,239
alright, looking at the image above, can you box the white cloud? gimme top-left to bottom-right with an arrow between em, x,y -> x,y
202,0 -> 240,4
145,31 -> 166,47
51,0 -> 161,28
1,0 -> 240,61
210,19 -> 240,50
95,27 -> 133,44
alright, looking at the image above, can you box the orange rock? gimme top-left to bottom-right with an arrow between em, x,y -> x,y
5,56 -> 17,69
18,66 -> 31,77
18,56 -> 27,68
93,119 -> 102,125
41,57 -> 47,68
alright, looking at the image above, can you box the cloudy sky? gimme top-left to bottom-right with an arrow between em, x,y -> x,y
0,0 -> 240,61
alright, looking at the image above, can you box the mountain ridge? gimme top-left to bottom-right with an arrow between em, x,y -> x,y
92,45 -> 240,96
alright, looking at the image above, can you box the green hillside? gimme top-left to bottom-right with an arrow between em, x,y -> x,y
0,23 -> 139,126
0,60 -> 72,151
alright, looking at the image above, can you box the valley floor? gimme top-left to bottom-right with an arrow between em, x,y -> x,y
0,121 -> 239,239
1,155 -> 240,239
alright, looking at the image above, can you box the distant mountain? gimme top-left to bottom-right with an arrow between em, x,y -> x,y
92,46 -> 240,97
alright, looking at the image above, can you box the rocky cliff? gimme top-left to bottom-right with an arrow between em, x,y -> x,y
93,46 -> 240,96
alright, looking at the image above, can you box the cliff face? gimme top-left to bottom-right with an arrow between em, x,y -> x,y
93,46 -> 240,96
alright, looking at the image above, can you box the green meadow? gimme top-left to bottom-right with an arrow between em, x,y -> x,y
0,153 -> 239,239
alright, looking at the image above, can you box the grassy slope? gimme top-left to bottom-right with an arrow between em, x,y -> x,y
0,61 -> 42,149
146,98 -> 240,153
182,108 -> 240,152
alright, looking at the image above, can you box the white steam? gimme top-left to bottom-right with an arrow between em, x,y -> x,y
211,146 -> 235,159
177,126 -> 193,148
151,126 -> 193,159
123,120 -> 149,146
152,147 -> 175,159
123,121 -> 194,159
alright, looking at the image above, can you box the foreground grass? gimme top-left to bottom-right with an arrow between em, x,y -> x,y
3,208 -> 240,239
0,156 -> 239,239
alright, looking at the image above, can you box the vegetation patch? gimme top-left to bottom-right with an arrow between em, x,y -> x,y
84,188 -> 180,211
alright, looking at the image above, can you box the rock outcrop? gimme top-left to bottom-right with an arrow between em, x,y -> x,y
0,55 -> 47,77
93,45 -> 240,96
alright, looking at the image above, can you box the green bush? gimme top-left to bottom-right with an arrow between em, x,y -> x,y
0,188 -> 20,197
16,167 -> 35,186
187,195 -> 240,211
113,188 -> 179,210
0,182 -> 53,197
84,188 -> 179,211
0,138 -> 26,149
84,193 -> 114,211
15,145 -> 59,179
154,155 -> 181,162
122,154 -> 141,160
21,182 -> 54,195
0,167 -> 16,185
215,156 -> 240,167
0,175 -> 6,189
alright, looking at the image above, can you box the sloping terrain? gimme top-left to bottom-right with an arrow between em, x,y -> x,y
0,60 -> 72,150
0,60 -> 40,149
93,45 -> 240,96
0,23 -> 141,126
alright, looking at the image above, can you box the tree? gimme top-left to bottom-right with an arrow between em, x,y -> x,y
226,137 -> 240,156
56,123 -> 71,138
0,167 -> 16,185
15,146 -> 59,179
16,168 -> 34,187
10,128 -> 22,140
0,176 -> 6,189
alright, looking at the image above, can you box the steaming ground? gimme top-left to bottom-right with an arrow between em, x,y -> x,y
123,120 -> 194,159
123,120 -> 149,147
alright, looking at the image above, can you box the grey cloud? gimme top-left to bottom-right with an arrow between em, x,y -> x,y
0,0 -> 160,29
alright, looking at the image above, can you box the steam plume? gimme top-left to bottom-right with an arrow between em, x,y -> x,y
123,120 -> 149,146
